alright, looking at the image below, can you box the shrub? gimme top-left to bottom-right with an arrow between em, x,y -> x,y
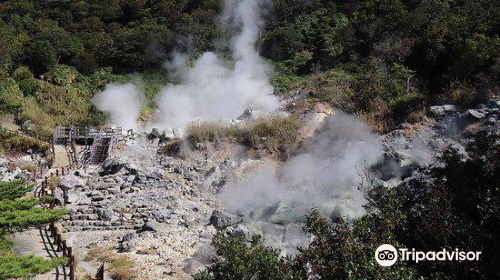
399,135 -> 500,280
270,73 -> 305,93
241,118 -> 301,157
276,50 -> 313,75
43,64 -> 79,86
0,129 -> 50,153
13,67 -> 40,96
0,78 -> 23,113
306,69 -> 355,110
388,93 -> 426,121
18,97 -> 55,138
186,122 -> 241,146
0,180 -> 67,279
195,233 -> 296,280
444,80 -> 483,108
186,118 -> 302,158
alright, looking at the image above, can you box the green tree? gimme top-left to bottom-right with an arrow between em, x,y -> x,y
26,40 -> 57,73
0,20 -> 23,72
195,233 -> 297,280
0,180 -> 67,279
13,66 -> 39,96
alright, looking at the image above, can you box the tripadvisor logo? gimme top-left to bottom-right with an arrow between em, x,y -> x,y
375,244 -> 482,267
375,244 -> 398,267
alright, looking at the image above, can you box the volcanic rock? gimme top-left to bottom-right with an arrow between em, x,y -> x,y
209,210 -> 242,230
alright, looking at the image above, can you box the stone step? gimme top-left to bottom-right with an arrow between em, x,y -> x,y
64,224 -> 141,232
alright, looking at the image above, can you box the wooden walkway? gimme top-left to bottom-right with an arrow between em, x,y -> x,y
10,225 -> 70,280
52,145 -> 70,168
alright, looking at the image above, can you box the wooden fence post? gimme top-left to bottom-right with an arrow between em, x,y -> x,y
96,263 -> 105,280
62,188 -> 66,206
69,255 -> 75,280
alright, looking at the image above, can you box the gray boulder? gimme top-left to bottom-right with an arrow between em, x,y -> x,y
209,210 -> 242,230
173,128 -> 184,138
227,224 -> 252,241
118,233 -> 137,253
66,191 -> 91,205
22,120 -> 35,131
466,109 -> 486,120
153,208 -> 169,222
331,205 -> 349,220
163,128 -> 175,140
429,105 -> 456,117
142,220 -> 161,232
458,109 -> 487,128
200,166 -> 224,193
97,209 -> 117,221
269,201 -> 306,225
58,175 -> 84,190
149,128 -> 162,138
100,158 -> 125,176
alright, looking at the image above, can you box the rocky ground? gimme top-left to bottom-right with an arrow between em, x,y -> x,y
1,97 -> 498,280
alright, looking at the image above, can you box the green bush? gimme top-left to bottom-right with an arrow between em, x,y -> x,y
276,50 -> 313,75
44,64 -> 80,86
186,118 -> 302,158
13,67 -> 40,96
241,118 -> 301,156
0,129 -> 51,152
389,93 -> 426,121
0,77 -> 23,113
445,80 -> 484,108
195,233 -> 296,280
270,73 -> 305,93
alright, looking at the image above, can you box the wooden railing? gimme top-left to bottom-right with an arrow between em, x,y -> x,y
37,166 -> 110,280
48,221 -> 76,280
34,167 -> 75,280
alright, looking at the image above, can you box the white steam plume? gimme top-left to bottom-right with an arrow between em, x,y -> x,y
221,113 -> 385,221
154,0 -> 279,128
92,83 -> 144,130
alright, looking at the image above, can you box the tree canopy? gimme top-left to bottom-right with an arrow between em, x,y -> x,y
0,180 -> 67,279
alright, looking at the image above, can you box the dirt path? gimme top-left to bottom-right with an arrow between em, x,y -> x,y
9,142 -> 71,280
10,226 -> 69,280
52,145 -> 70,168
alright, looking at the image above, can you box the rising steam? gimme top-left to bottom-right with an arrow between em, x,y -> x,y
92,83 -> 144,130
154,0 -> 279,128
221,113 -> 385,221
93,0 -> 279,130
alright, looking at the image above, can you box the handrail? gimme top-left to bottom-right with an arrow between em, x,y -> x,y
37,166 -> 111,280
36,167 -> 75,280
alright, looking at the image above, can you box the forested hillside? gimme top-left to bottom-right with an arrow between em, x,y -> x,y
1,0 -> 498,135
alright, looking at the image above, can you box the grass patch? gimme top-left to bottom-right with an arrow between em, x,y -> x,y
186,122 -> 241,146
444,80 -> 484,108
0,129 -> 50,153
85,246 -> 137,280
388,93 -> 426,121
241,118 -> 301,155
186,117 -> 302,157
